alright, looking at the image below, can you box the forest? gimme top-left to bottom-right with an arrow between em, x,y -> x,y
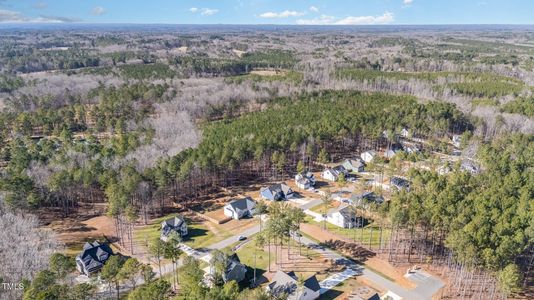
0,25 -> 532,300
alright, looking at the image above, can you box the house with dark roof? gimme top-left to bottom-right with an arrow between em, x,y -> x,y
76,241 -> 113,276
390,176 -> 410,191
224,197 -> 256,220
260,183 -> 294,201
343,158 -> 365,173
295,171 -> 315,189
326,204 -> 365,228
267,270 -> 321,300
321,165 -> 348,182
160,215 -> 188,241
350,192 -> 384,208
209,253 -> 247,283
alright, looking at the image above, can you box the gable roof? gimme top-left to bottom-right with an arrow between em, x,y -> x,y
262,183 -> 293,198
328,204 -> 355,220
344,158 -> 364,168
162,215 -> 185,228
268,271 -> 320,296
227,197 -> 256,212
76,241 -> 113,273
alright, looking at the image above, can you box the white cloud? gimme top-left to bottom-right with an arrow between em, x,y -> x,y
309,6 -> 319,13
0,9 -> 77,23
296,11 -> 394,25
259,10 -> 305,18
91,6 -> 106,16
190,7 -> 219,16
200,8 -> 218,16
403,0 -> 414,4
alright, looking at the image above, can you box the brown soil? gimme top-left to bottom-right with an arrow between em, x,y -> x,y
263,243 -> 339,281
300,223 -> 416,289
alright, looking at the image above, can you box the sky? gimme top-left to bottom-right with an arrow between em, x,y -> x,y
0,0 -> 533,25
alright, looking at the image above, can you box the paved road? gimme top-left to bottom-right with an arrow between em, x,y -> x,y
93,197 -> 442,299
206,224 -> 261,250
296,198 -> 322,210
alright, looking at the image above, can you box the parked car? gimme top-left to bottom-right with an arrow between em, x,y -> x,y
237,235 -> 247,241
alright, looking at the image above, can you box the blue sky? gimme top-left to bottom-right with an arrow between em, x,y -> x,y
0,0 -> 533,25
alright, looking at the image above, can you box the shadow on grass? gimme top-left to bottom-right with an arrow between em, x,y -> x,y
182,226 -> 210,244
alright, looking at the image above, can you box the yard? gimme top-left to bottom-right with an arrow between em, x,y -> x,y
303,217 -> 390,250
133,211 -> 259,253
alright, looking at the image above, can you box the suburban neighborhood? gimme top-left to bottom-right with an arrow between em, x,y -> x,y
1,9 -> 532,300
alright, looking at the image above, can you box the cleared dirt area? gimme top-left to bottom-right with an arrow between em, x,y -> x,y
47,214 -> 118,257
300,223 -> 415,289
263,243 -> 341,282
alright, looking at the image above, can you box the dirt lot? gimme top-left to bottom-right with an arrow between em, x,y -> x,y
46,214 -> 118,257
300,223 -> 416,289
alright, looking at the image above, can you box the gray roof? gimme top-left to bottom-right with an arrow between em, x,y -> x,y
227,197 -> 256,211
267,183 -> 293,196
76,241 -> 113,274
268,271 -> 320,296
328,204 -> 356,220
162,215 -> 185,228
344,159 -> 364,169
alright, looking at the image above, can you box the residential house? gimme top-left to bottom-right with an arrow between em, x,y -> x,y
332,190 -> 352,203
295,171 -> 316,189
224,197 -> 256,220
342,158 -> 365,173
260,183 -> 294,201
210,253 -> 247,283
160,215 -> 188,241
267,270 -> 321,300
350,192 -> 384,208
326,204 -> 365,228
390,176 -> 410,191
76,241 -> 113,276
361,151 -> 377,163
321,165 -> 348,182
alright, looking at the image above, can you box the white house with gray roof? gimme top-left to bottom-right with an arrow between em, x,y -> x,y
160,215 -> 188,241
224,197 -> 256,220
326,204 -> 365,228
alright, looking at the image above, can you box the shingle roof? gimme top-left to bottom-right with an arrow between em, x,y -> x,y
227,197 -> 256,211
76,241 -> 113,274
268,270 -> 321,296
162,215 -> 185,228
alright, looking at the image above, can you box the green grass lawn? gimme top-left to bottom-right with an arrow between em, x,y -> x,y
309,202 -> 333,214
308,219 -> 390,248
133,213 -> 232,250
235,240 -> 274,272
